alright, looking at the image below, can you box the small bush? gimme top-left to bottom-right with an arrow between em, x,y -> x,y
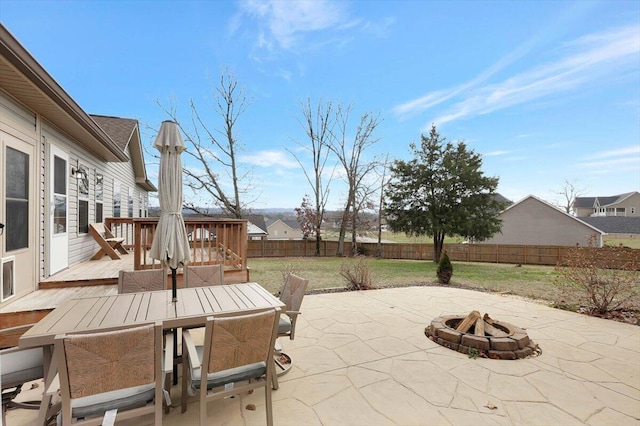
437,250 -> 453,284
555,235 -> 639,314
340,256 -> 375,291
280,263 -> 301,282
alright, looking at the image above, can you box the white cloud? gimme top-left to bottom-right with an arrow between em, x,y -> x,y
239,150 -> 298,168
582,145 -> 640,160
580,156 -> 640,168
238,0 -> 357,50
395,25 -> 640,127
483,150 -> 511,157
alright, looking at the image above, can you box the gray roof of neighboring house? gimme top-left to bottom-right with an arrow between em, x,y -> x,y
574,192 -> 637,208
186,213 -> 268,234
281,219 -> 300,230
246,215 -> 268,233
492,193 -> 512,206
579,217 -> 640,234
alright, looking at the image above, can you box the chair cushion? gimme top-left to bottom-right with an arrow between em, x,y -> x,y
278,316 -> 292,335
189,346 -> 267,391
71,383 -> 155,419
0,348 -> 44,389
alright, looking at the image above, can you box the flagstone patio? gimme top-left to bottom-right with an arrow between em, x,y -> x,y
7,286 -> 640,425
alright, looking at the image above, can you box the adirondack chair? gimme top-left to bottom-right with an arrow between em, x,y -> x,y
89,223 -> 128,260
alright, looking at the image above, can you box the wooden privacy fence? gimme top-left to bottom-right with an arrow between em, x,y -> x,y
247,240 -> 639,268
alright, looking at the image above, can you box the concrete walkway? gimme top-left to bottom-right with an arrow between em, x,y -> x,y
8,286 -> 640,425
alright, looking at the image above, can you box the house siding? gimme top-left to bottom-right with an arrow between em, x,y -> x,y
43,123 -> 147,269
575,193 -> 640,218
0,107 -> 149,284
613,193 -> 640,217
480,196 -> 603,247
267,220 -> 303,240
0,92 -> 40,302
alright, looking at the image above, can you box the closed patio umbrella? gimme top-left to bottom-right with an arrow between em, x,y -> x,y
149,120 -> 190,302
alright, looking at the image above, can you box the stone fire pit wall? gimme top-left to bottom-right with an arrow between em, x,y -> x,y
425,313 -> 540,360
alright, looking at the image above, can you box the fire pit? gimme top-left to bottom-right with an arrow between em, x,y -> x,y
425,311 -> 541,359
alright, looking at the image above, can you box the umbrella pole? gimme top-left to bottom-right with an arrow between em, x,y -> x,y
171,267 -> 177,302
171,266 -> 179,385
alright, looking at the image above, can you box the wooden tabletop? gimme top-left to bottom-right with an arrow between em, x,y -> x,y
20,283 -> 284,349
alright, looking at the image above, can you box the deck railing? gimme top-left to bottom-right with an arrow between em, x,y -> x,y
106,218 -> 248,279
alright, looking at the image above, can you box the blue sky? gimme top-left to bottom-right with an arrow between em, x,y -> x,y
2,0 -> 639,211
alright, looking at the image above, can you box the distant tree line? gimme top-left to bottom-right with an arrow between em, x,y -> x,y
159,70 -> 505,263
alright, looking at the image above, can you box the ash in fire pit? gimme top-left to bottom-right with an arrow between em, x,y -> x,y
425,311 -> 541,360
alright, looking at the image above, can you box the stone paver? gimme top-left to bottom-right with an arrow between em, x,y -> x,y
7,286 -> 640,425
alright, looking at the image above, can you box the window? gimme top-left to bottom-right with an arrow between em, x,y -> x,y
113,181 -> 120,217
95,173 -> 103,223
95,202 -> 103,224
78,164 -> 89,233
632,207 -> 636,214
128,187 -> 133,217
1,257 -> 15,301
138,193 -> 143,218
6,147 -> 29,251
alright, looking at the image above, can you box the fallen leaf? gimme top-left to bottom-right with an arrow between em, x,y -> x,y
246,404 -> 256,411
485,402 -> 497,410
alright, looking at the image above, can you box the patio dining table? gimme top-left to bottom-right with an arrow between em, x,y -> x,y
19,282 -> 285,425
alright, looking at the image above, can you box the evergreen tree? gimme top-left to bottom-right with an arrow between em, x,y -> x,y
385,125 -> 505,262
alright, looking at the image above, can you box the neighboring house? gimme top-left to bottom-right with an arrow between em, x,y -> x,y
183,213 -> 268,240
266,219 -> 304,240
246,215 -> 268,240
479,195 -> 605,247
573,192 -> 640,218
0,24 -> 155,307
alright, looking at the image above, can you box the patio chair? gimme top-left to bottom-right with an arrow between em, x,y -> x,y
1,324 -> 44,425
89,223 -> 128,260
184,264 -> 224,287
50,322 -> 171,425
118,269 -> 167,294
272,274 -> 308,385
181,309 -> 279,426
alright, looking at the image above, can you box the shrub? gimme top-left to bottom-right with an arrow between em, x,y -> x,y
340,256 -> 375,291
437,250 -> 453,284
280,262 -> 301,282
555,235 -> 639,314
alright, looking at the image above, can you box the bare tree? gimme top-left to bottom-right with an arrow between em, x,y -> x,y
287,99 -> 336,256
330,106 -> 382,256
159,69 -> 253,218
376,155 -> 391,258
555,179 -> 587,215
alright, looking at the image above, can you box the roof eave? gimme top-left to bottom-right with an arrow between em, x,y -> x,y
0,24 -> 126,162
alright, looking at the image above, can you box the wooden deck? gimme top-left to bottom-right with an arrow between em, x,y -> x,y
2,252 -> 250,315
0,256 -> 133,314
40,255 -> 135,288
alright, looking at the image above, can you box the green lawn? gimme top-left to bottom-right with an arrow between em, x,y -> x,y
604,236 -> 640,249
248,257 -> 565,305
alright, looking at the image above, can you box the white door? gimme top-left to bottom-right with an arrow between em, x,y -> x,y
48,144 -> 69,274
1,131 -> 37,301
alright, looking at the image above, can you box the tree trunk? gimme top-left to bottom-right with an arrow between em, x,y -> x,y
433,233 -> 445,263
336,209 -> 348,256
376,208 -> 382,259
314,232 -> 321,256
350,199 -> 358,257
